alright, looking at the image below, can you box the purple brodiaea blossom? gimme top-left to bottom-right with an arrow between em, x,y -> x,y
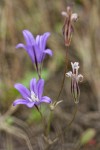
66,62 -> 83,104
16,30 -> 53,76
13,78 -> 52,108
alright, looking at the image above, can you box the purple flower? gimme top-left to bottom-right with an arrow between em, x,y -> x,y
66,62 -> 83,103
16,30 -> 53,75
13,78 -> 52,108
16,30 -> 52,63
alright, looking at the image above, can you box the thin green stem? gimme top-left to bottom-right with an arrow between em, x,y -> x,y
56,47 -> 69,102
68,104 -> 78,127
44,47 -> 69,139
45,111 -> 53,137
54,104 -> 78,140
35,105 -> 46,134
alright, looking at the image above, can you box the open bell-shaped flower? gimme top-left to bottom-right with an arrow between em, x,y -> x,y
66,62 -> 83,103
13,78 -> 52,108
16,30 -> 53,76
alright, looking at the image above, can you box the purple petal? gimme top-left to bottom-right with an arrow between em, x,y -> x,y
41,96 -> 52,103
26,102 -> 35,108
33,44 -> 42,63
14,83 -> 30,99
37,79 -> 44,99
16,43 -> 26,50
41,49 -> 53,62
44,49 -> 53,56
36,32 -> 50,51
23,30 -> 35,45
36,35 -> 41,47
26,45 -> 35,63
13,99 -> 29,106
42,32 -> 50,50
30,78 -> 37,95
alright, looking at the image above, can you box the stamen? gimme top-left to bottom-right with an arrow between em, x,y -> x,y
28,91 -> 39,102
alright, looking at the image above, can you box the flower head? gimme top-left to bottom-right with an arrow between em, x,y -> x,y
66,62 -> 83,103
16,30 -> 53,74
13,78 -> 52,108
61,6 -> 78,46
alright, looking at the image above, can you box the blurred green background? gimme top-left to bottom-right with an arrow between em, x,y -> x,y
0,0 -> 100,149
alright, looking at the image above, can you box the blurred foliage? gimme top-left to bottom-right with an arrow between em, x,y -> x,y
27,105 -> 48,124
80,128 -> 96,146
20,69 -> 50,87
6,116 -> 14,125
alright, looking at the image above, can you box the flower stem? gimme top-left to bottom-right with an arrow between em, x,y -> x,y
54,104 -> 78,141
45,111 -> 53,137
35,105 -> 47,135
56,47 -> 69,102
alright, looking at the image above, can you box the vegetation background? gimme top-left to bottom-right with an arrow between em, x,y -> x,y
0,0 -> 100,149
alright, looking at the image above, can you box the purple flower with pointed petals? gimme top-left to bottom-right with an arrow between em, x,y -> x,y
13,78 -> 52,108
16,30 -> 53,65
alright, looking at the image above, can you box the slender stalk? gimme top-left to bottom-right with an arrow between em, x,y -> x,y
56,46 -> 69,102
67,104 -> 78,127
36,64 -> 41,79
34,63 -> 41,79
54,104 -> 78,141
45,111 -> 53,137
44,47 -> 69,139
35,105 -> 47,135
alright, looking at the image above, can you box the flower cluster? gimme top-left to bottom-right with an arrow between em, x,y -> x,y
13,6 -> 83,109
13,30 -> 52,108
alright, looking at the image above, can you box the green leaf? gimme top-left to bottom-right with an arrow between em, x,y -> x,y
80,128 -> 96,146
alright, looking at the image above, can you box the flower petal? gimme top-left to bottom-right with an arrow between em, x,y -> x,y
77,74 -> 83,82
44,49 -> 53,56
26,45 -> 35,63
14,83 -> 30,99
41,32 -> 50,50
13,99 -> 29,106
16,43 -> 26,50
41,49 -> 52,62
37,79 -> 44,99
71,13 -> 78,22
61,11 -> 68,17
26,102 -> 35,108
66,71 -> 72,77
41,96 -> 52,103
23,30 -> 35,45
36,32 -> 50,51
30,78 -> 37,95
36,35 -> 42,49
33,44 -> 42,63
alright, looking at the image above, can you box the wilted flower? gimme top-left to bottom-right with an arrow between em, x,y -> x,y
50,100 -> 63,111
13,78 -> 52,108
16,30 -> 53,76
61,6 -> 78,46
66,62 -> 83,103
